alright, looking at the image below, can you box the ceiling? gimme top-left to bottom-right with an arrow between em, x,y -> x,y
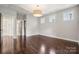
16,4 -> 77,15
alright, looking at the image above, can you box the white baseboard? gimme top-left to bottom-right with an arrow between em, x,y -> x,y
41,34 -> 79,43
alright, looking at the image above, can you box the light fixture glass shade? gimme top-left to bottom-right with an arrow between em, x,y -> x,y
33,9 -> 42,17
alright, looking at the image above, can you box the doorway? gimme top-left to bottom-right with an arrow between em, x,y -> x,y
0,13 -> 2,53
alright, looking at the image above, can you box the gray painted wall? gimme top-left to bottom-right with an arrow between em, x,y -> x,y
26,14 -> 39,36
39,5 -> 79,42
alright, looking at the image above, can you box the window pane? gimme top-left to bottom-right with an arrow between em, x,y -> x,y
40,17 -> 45,24
49,15 -> 56,23
64,10 -> 73,21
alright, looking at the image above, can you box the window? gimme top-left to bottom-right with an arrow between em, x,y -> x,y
40,17 -> 45,24
64,10 -> 73,21
49,15 -> 56,23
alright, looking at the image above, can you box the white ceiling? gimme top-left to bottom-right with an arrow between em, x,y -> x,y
16,4 -> 77,15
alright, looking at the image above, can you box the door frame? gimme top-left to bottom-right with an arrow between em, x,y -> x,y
0,13 -> 2,53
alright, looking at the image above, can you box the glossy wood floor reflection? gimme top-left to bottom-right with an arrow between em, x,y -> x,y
21,35 -> 79,54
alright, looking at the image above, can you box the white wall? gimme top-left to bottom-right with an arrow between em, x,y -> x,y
39,5 -> 79,42
76,6 -> 79,41
26,14 -> 39,36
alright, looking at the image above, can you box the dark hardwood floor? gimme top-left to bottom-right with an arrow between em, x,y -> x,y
1,35 -> 79,54
15,35 -> 79,54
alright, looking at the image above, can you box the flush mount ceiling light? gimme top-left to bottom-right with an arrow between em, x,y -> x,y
33,5 -> 42,17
